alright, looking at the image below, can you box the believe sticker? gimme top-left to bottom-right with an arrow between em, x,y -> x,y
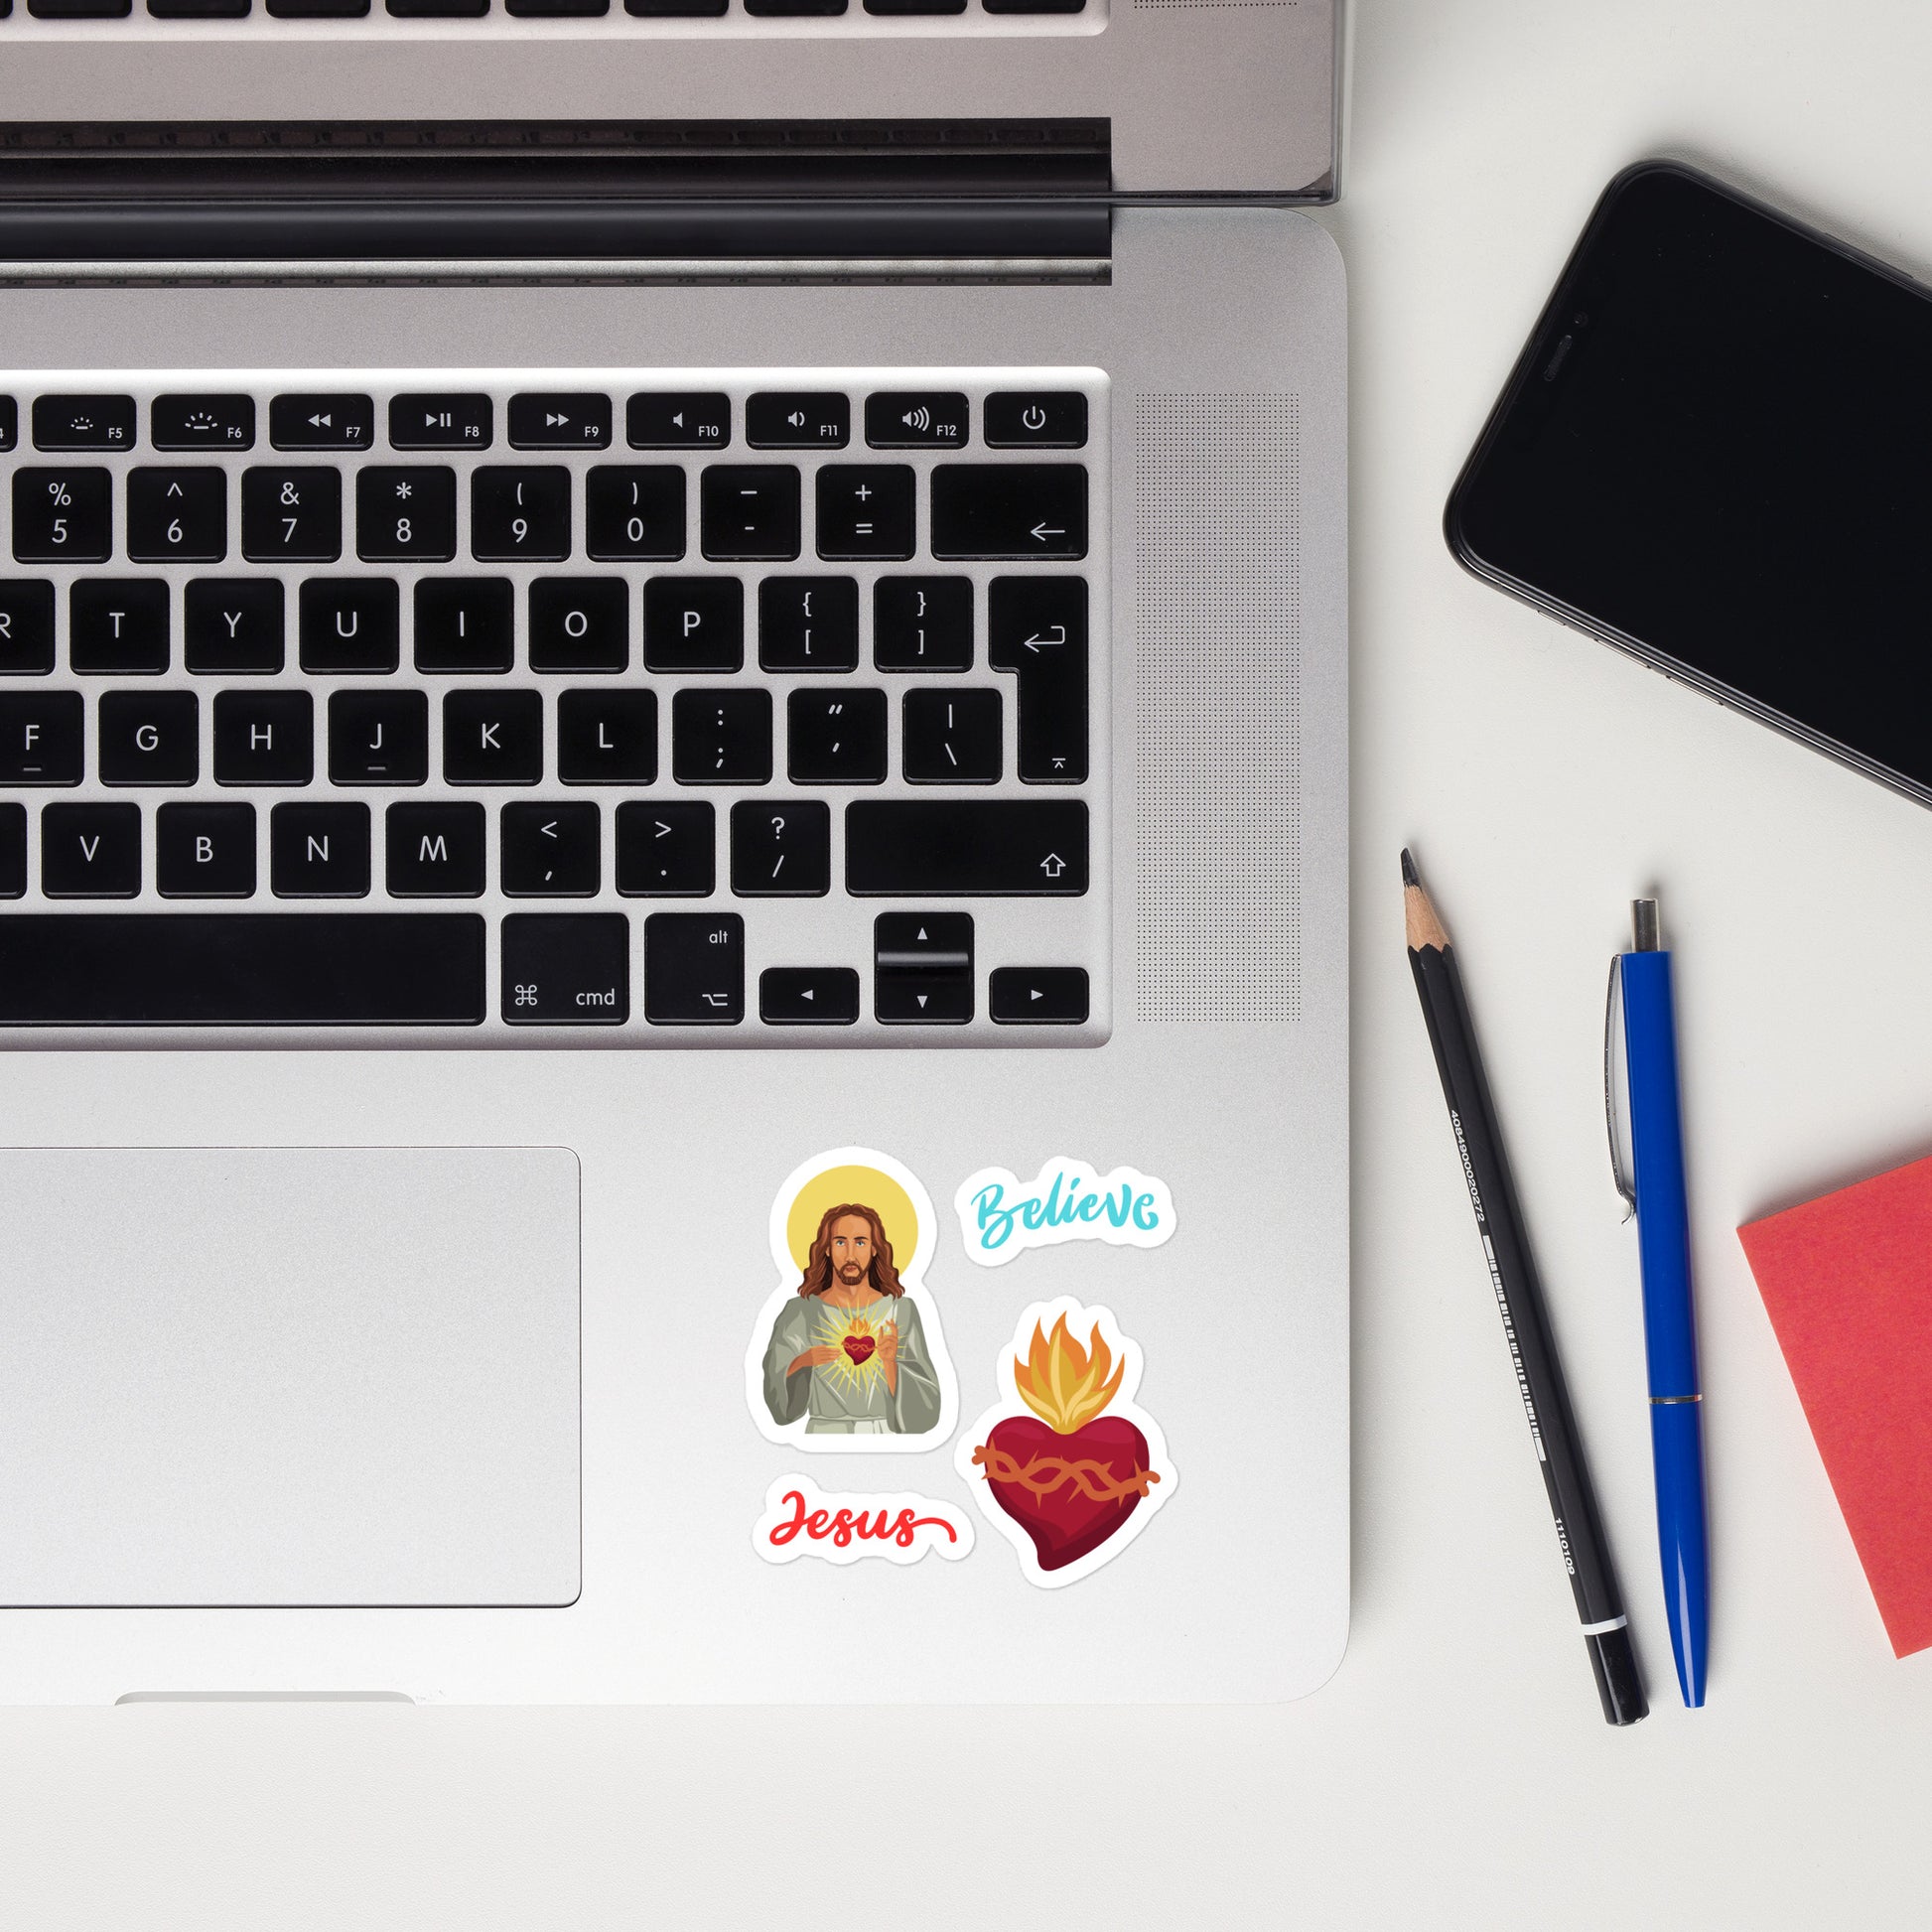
953,1158 -> 1176,1267
752,1474 -> 974,1568
957,1300 -> 1176,1588
746,1147 -> 959,1454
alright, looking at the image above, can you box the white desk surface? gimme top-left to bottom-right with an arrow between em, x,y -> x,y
12,3 -> 1932,1924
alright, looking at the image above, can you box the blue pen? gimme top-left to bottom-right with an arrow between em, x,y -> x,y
1610,897 -> 1710,1708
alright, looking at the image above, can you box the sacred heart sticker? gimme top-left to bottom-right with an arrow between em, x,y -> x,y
745,1147 -> 959,1454
752,1474 -> 974,1569
954,1158 -> 1176,1268
957,1299 -> 1176,1588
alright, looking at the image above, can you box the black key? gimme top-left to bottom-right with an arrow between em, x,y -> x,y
930,465 -> 1087,560
0,399 -> 15,453
506,0 -> 607,13
0,580 -> 56,675
625,0 -> 724,12
874,910 -> 973,1025
242,466 -> 343,563
185,579 -> 285,674
746,0 -> 843,12
328,690 -> 429,785
387,0 -> 484,11
501,913 -> 628,1025
270,394 -> 374,452
149,0 -> 250,15
444,689 -> 543,784
746,393 -> 850,451
0,913 -> 483,1026
152,394 -> 256,452
386,802 -> 485,898
586,466 -> 685,561
644,911 -> 743,1025
501,802 -> 600,897
99,691 -> 199,786
617,800 -> 713,896
300,579 -> 400,674
846,799 -> 1088,895
816,466 -> 914,561
759,576 -> 858,672
32,394 -> 135,453
472,467 -> 571,562
508,393 -> 612,451
866,391 -> 969,449
268,0 -> 369,11
990,966 -> 1090,1023
984,391 -> 1090,447
0,803 -> 24,898
874,578 -> 972,671
41,805 -> 141,898
127,469 -> 227,564
27,0 -> 131,14
156,803 -> 257,898
530,578 -> 629,673
390,393 -> 491,451
759,967 -> 859,1026
864,0 -> 964,12
644,577 -> 742,672
13,469 -> 112,564
214,690 -> 314,786
701,466 -> 800,562
71,581 -> 169,674
988,576 -> 1088,782
0,692 -> 83,783
983,0 -> 1085,9
788,687 -> 887,785
903,688 -> 1001,784
559,689 -> 656,785
731,799 -> 830,897
414,578 -> 514,674
627,392 -> 730,450
672,688 -> 771,785
357,467 -> 456,563
272,802 -> 370,897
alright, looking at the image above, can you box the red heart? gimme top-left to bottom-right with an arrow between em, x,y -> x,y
979,1414 -> 1153,1573
842,1334 -> 876,1365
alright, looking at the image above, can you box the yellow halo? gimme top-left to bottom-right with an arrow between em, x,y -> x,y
785,1165 -> 920,1279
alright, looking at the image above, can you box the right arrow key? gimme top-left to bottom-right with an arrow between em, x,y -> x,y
989,967 -> 1090,1026
929,464 -> 1087,560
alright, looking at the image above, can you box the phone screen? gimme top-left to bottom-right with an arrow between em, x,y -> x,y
1448,163 -> 1932,798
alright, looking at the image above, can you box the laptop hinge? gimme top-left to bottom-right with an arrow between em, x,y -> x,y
0,119 -> 1112,283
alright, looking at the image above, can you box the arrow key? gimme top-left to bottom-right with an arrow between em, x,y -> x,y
989,966 -> 1089,1025
759,967 -> 860,1027
501,801 -> 601,897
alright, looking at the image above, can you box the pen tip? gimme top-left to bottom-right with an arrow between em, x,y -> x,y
1400,848 -> 1419,888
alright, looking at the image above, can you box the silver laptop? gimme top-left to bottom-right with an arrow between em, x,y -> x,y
0,18 -> 1348,1702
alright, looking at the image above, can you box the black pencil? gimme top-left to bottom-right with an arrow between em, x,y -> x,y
1403,849 -> 1647,1726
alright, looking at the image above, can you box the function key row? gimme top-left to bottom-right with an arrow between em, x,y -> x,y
0,798 -> 1089,899
0,390 -> 1086,456
7,463 -> 1089,564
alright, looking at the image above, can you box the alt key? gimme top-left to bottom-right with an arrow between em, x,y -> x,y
501,912 -> 630,1023
989,966 -> 1089,1024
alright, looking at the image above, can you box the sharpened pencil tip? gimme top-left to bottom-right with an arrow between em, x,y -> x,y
1400,848 -> 1419,888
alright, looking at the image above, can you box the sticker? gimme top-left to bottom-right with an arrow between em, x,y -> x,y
957,1299 -> 1176,1588
953,1158 -> 1176,1267
746,1147 -> 959,1453
752,1474 -> 974,1568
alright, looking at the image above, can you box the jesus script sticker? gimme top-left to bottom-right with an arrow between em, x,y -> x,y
752,1474 -> 974,1569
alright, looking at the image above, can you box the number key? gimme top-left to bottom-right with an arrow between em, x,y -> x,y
472,466 -> 571,562
242,467 -> 343,563
127,468 -> 227,563
356,466 -> 457,563
13,468 -> 112,564
586,466 -> 684,561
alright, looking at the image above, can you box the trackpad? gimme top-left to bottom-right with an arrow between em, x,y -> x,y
0,1148 -> 579,1606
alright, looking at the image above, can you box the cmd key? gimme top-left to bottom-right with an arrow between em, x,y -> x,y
929,465 -> 1086,560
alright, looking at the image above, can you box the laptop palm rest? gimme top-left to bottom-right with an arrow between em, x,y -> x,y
0,1147 -> 579,1608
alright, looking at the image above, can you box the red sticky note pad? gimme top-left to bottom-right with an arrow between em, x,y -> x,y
1739,1155 -> 1932,1657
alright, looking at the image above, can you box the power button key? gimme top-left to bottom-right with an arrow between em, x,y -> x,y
983,391 -> 1088,450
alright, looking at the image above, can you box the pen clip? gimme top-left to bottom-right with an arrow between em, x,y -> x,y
1603,955 -> 1636,1223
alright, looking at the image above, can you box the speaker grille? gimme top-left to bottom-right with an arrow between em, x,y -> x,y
1134,393 -> 1301,1023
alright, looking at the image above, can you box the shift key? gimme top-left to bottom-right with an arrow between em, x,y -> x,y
845,800 -> 1088,896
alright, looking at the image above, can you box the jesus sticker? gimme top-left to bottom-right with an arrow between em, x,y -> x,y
745,1148 -> 959,1453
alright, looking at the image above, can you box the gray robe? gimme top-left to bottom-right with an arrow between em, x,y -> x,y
760,1293 -> 943,1436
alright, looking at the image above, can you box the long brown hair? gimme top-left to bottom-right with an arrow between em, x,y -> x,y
796,1203 -> 904,1299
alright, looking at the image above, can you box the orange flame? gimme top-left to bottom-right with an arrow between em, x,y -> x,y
1011,1315 -> 1124,1435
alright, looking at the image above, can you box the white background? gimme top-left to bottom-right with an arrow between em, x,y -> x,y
13,2 -> 1932,1923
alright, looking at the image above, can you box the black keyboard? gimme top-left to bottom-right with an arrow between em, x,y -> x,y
0,368 -> 1107,1040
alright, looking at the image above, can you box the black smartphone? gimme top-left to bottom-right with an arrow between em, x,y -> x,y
1447,161 -> 1932,805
